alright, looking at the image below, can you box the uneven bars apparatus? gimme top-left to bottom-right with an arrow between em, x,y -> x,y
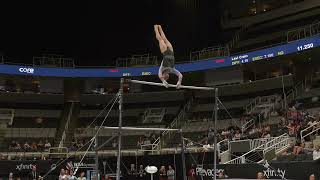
113,78 -> 218,180
128,79 -> 215,90
103,126 -> 180,131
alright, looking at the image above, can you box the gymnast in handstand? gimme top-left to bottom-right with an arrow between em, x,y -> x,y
154,24 -> 183,89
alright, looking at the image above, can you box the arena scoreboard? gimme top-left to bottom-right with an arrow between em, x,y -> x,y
229,37 -> 318,66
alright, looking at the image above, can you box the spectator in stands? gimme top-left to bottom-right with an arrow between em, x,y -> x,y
187,165 -> 196,180
71,139 -> 77,150
41,154 -> 46,160
37,140 -> 44,151
221,128 -> 230,137
151,133 -> 157,144
59,169 -> 66,180
159,166 -> 167,180
309,174 -> 316,180
77,140 -> 84,148
186,139 -> 194,147
24,142 -> 31,152
112,139 -> 118,148
282,140 -> 295,156
217,171 -> 228,179
233,130 -> 241,140
248,125 -> 255,135
16,153 -> 24,161
68,170 -> 77,180
8,172 -> 13,180
31,141 -> 38,152
293,142 -> 311,155
261,127 -> 271,138
65,170 -> 71,179
137,136 -> 144,149
137,165 -> 146,180
28,165 -> 39,180
9,141 -> 16,151
256,172 -> 265,179
167,165 -> 175,180
77,172 -> 86,180
128,164 -> 137,178
44,140 -> 51,151
313,145 -> 320,160
287,122 -> 296,136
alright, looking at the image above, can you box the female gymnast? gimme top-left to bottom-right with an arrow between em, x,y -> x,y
154,24 -> 183,89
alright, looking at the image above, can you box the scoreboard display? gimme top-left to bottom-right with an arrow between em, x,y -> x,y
0,35 -> 319,77
229,37 -> 319,66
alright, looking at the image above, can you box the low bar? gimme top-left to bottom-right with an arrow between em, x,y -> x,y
128,79 -> 215,90
102,126 -> 180,132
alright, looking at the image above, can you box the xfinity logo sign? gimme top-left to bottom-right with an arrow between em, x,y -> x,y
19,67 -> 34,74
263,168 -> 286,179
16,163 -> 34,171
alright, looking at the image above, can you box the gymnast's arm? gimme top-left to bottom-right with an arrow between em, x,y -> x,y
158,65 -> 169,88
172,68 -> 183,87
158,66 -> 164,81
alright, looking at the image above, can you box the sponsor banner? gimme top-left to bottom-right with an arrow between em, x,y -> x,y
0,160 -> 96,178
0,160 -> 53,175
0,156 -> 319,179
189,161 -> 320,180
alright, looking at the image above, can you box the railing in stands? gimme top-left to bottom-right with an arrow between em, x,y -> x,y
251,137 -> 277,149
262,135 -> 290,163
58,102 -> 74,148
241,118 -> 255,133
142,108 -> 166,123
287,21 -> 320,42
140,139 -> 160,152
116,54 -> 158,67
226,24 -> 249,51
33,55 -> 75,68
245,95 -> 279,114
301,121 -> 320,141
245,97 -> 259,115
285,81 -> 305,107
218,139 -> 229,155
189,46 -> 229,61
225,133 -> 289,164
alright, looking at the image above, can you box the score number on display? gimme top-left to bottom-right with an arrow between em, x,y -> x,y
297,43 -> 314,51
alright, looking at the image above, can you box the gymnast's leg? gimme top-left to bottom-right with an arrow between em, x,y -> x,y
154,25 -> 168,53
157,25 -> 173,51
155,25 -> 170,87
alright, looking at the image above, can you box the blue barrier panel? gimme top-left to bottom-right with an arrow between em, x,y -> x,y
0,35 -> 319,77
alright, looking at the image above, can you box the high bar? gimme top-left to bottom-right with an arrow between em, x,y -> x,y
102,126 -> 180,132
127,79 -> 215,90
